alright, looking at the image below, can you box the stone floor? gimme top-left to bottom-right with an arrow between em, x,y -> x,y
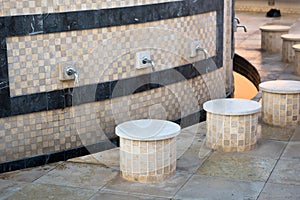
1,12 -> 300,200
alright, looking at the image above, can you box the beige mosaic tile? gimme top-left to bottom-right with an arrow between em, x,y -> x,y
7,12 -> 217,96
0,0 -> 177,17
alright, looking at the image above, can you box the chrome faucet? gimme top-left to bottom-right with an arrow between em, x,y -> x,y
142,57 -> 155,71
66,67 -> 79,82
234,17 -> 247,32
195,45 -> 208,60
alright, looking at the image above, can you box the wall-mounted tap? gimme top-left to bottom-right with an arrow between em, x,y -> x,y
195,46 -> 208,59
66,67 -> 78,82
190,40 -> 209,59
234,17 -> 247,32
142,57 -> 155,71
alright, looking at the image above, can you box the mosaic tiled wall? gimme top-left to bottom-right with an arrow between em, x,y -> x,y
0,68 -> 225,163
0,0 -> 176,17
7,13 -> 216,97
0,0 -> 232,169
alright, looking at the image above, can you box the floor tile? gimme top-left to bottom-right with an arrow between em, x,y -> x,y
90,191 -> 168,200
176,138 -> 210,174
240,139 -> 287,159
68,148 -> 120,170
0,179 -> 26,200
0,163 -> 58,182
175,175 -> 264,200
258,183 -> 300,200
5,183 -> 95,200
259,124 -> 295,141
282,141 -> 300,160
102,171 -> 191,198
197,152 -> 276,182
34,162 -> 119,190
269,159 -> 300,185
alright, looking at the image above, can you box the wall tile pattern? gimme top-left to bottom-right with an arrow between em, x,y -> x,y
261,91 -> 300,126
206,112 -> 259,152
0,0 -> 176,17
119,137 -> 176,182
0,68 -> 224,163
7,12 -> 217,97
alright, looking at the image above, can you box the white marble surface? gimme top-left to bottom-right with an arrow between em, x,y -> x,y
281,34 -> 300,41
260,25 -> 291,32
293,44 -> 300,51
115,119 -> 181,141
259,80 -> 300,93
203,98 -> 261,115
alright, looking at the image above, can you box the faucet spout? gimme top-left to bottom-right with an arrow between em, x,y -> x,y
142,57 -> 155,71
196,46 -> 208,59
237,24 -> 247,32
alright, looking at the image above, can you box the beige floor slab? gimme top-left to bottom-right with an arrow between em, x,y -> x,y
282,141 -> 300,160
4,183 -> 95,200
102,171 -> 191,198
269,158 -> 300,185
34,162 -> 119,190
197,152 -> 277,182
68,148 -> 120,170
259,123 -> 295,141
0,163 -> 58,183
175,175 -> 264,200
90,191 -> 169,200
239,139 -> 287,159
258,182 -> 300,200
0,179 -> 26,200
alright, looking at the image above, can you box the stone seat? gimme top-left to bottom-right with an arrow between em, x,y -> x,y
259,25 -> 291,53
259,80 -> 300,127
203,98 -> 261,152
115,119 -> 181,183
281,34 -> 300,62
293,44 -> 300,75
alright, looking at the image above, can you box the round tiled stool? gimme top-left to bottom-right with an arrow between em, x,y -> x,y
259,25 -> 290,53
116,119 -> 181,183
281,34 -> 300,62
203,98 -> 261,152
293,44 -> 300,76
259,80 -> 300,127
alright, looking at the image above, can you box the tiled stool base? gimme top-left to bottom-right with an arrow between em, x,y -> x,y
262,92 -> 300,126
261,31 -> 289,53
119,137 -> 176,183
294,47 -> 300,75
282,40 -> 300,62
206,112 -> 259,152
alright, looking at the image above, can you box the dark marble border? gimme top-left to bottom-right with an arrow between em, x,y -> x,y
0,0 -> 224,118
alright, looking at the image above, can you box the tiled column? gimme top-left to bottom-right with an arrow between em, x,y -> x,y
293,44 -> 300,76
260,25 -> 290,53
204,99 -> 261,152
260,80 -> 300,127
119,137 -> 176,183
281,34 -> 300,62
206,112 -> 259,152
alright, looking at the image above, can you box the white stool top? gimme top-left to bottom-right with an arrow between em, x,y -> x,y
203,98 -> 261,115
293,44 -> 300,51
259,80 -> 300,93
281,34 -> 300,41
259,25 -> 291,32
115,119 -> 181,141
